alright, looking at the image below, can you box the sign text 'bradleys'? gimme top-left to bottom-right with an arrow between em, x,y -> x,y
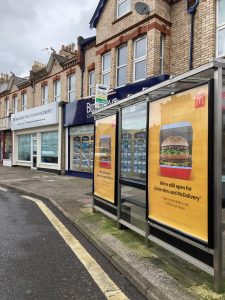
86,98 -> 119,114
12,108 -> 52,122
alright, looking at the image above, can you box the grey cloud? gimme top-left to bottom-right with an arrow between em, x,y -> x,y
0,0 -> 99,76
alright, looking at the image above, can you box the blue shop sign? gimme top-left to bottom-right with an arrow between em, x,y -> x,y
64,97 -> 119,127
64,74 -> 169,127
64,98 -> 95,127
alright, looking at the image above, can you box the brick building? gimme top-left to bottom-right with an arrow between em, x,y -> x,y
90,0 -> 224,88
0,39 -> 96,172
0,0 -> 224,174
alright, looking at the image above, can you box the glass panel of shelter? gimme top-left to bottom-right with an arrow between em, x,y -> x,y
222,74 -> 225,277
119,102 -> 147,232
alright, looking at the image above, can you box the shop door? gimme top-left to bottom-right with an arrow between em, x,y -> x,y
31,134 -> 37,169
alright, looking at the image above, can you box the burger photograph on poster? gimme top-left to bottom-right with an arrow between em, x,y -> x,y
99,135 -> 112,169
159,122 -> 193,180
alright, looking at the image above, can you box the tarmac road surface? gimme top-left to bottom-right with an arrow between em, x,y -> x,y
0,188 -> 146,300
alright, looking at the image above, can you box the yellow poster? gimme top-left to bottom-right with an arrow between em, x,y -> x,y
94,115 -> 116,204
148,85 -> 209,242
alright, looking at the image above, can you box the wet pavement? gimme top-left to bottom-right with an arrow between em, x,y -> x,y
0,166 -> 222,299
0,188 -> 145,300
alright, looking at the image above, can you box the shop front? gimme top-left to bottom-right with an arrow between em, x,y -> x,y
0,117 -> 12,167
64,75 -> 169,179
11,102 -> 62,173
92,60 -> 225,291
64,98 -> 95,178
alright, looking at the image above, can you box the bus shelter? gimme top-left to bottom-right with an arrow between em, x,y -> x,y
92,59 -> 225,291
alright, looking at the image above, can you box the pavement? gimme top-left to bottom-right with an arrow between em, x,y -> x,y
0,166 -> 224,300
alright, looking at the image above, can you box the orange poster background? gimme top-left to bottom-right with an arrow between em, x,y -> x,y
94,115 -> 116,204
148,85 -> 209,242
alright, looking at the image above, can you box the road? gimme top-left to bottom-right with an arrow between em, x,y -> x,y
0,188 -> 146,300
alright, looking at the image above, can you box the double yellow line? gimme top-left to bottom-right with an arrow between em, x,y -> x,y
22,195 -> 129,300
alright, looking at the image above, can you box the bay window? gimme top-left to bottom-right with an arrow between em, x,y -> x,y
42,85 -> 48,105
13,96 -> 18,114
54,80 -> 61,102
117,44 -> 127,87
117,0 -> 130,18
102,52 -> 111,88
160,34 -> 165,75
133,36 -> 147,82
5,99 -> 9,117
68,74 -> 76,102
21,93 -> 27,111
217,0 -> 225,57
89,70 -> 95,96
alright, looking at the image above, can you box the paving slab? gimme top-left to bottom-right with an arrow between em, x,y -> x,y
0,166 -> 224,299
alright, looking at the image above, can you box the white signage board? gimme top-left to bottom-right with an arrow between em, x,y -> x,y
95,84 -> 108,110
0,117 -> 11,130
11,102 -> 58,131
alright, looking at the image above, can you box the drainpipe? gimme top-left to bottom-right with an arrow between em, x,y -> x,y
187,0 -> 199,70
77,36 -> 85,98
81,68 -> 84,98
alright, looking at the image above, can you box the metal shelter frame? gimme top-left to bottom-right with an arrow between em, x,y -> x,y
93,59 -> 225,292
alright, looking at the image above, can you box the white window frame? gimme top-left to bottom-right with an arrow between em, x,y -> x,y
5,99 -> 9,117
160,34 -> 165,75
68,74 -> 76,102
89,70 -> 95,96
117,0 -> 130,18
21,93 -> 27,111
102,52 -> 111,88
54,80 -> 61,102
217,0 -> 225,57
116,44 -> 128,87
133,36 -> 147,82
13,96 -> 18,114
42,85 -> 48,105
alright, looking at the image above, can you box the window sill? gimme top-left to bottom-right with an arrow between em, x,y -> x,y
112,11 -> 132,25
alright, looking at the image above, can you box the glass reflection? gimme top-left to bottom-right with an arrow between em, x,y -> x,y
121,102 -> 147,180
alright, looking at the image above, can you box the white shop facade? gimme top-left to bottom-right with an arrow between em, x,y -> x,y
11,102 -> 63,173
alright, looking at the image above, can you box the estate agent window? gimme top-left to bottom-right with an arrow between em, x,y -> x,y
117,0 -> 130,18
133,36 -> 147,82
217,0 -> 225,57
42,85 -> 48,105
120,102 -> 147,231
41,131 -> 58,164
18,134 -> 31,161
21,93 -> 27,111
102,52 -> 111,88
117,44 -> 127,87
69,125 -> 94,173
89,70 -> 95,96
54,80 -> 61,102
13,96 -> 18,114
68,74 -> 76,102
5,99 -> 9,117
121,102 -> 147,180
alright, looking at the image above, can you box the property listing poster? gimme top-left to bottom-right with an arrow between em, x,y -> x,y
148,84 -> 209,242
94,115 -> 116,204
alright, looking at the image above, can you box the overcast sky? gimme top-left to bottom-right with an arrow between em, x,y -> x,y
0,0 -> 99,77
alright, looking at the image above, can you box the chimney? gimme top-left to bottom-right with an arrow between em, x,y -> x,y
59,43 -> 77,58
0,73 -> 10,84
32,61 -> 46,72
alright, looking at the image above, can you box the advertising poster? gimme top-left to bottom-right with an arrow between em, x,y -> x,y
148,84 -> 209,242
94,115 -> 116,204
